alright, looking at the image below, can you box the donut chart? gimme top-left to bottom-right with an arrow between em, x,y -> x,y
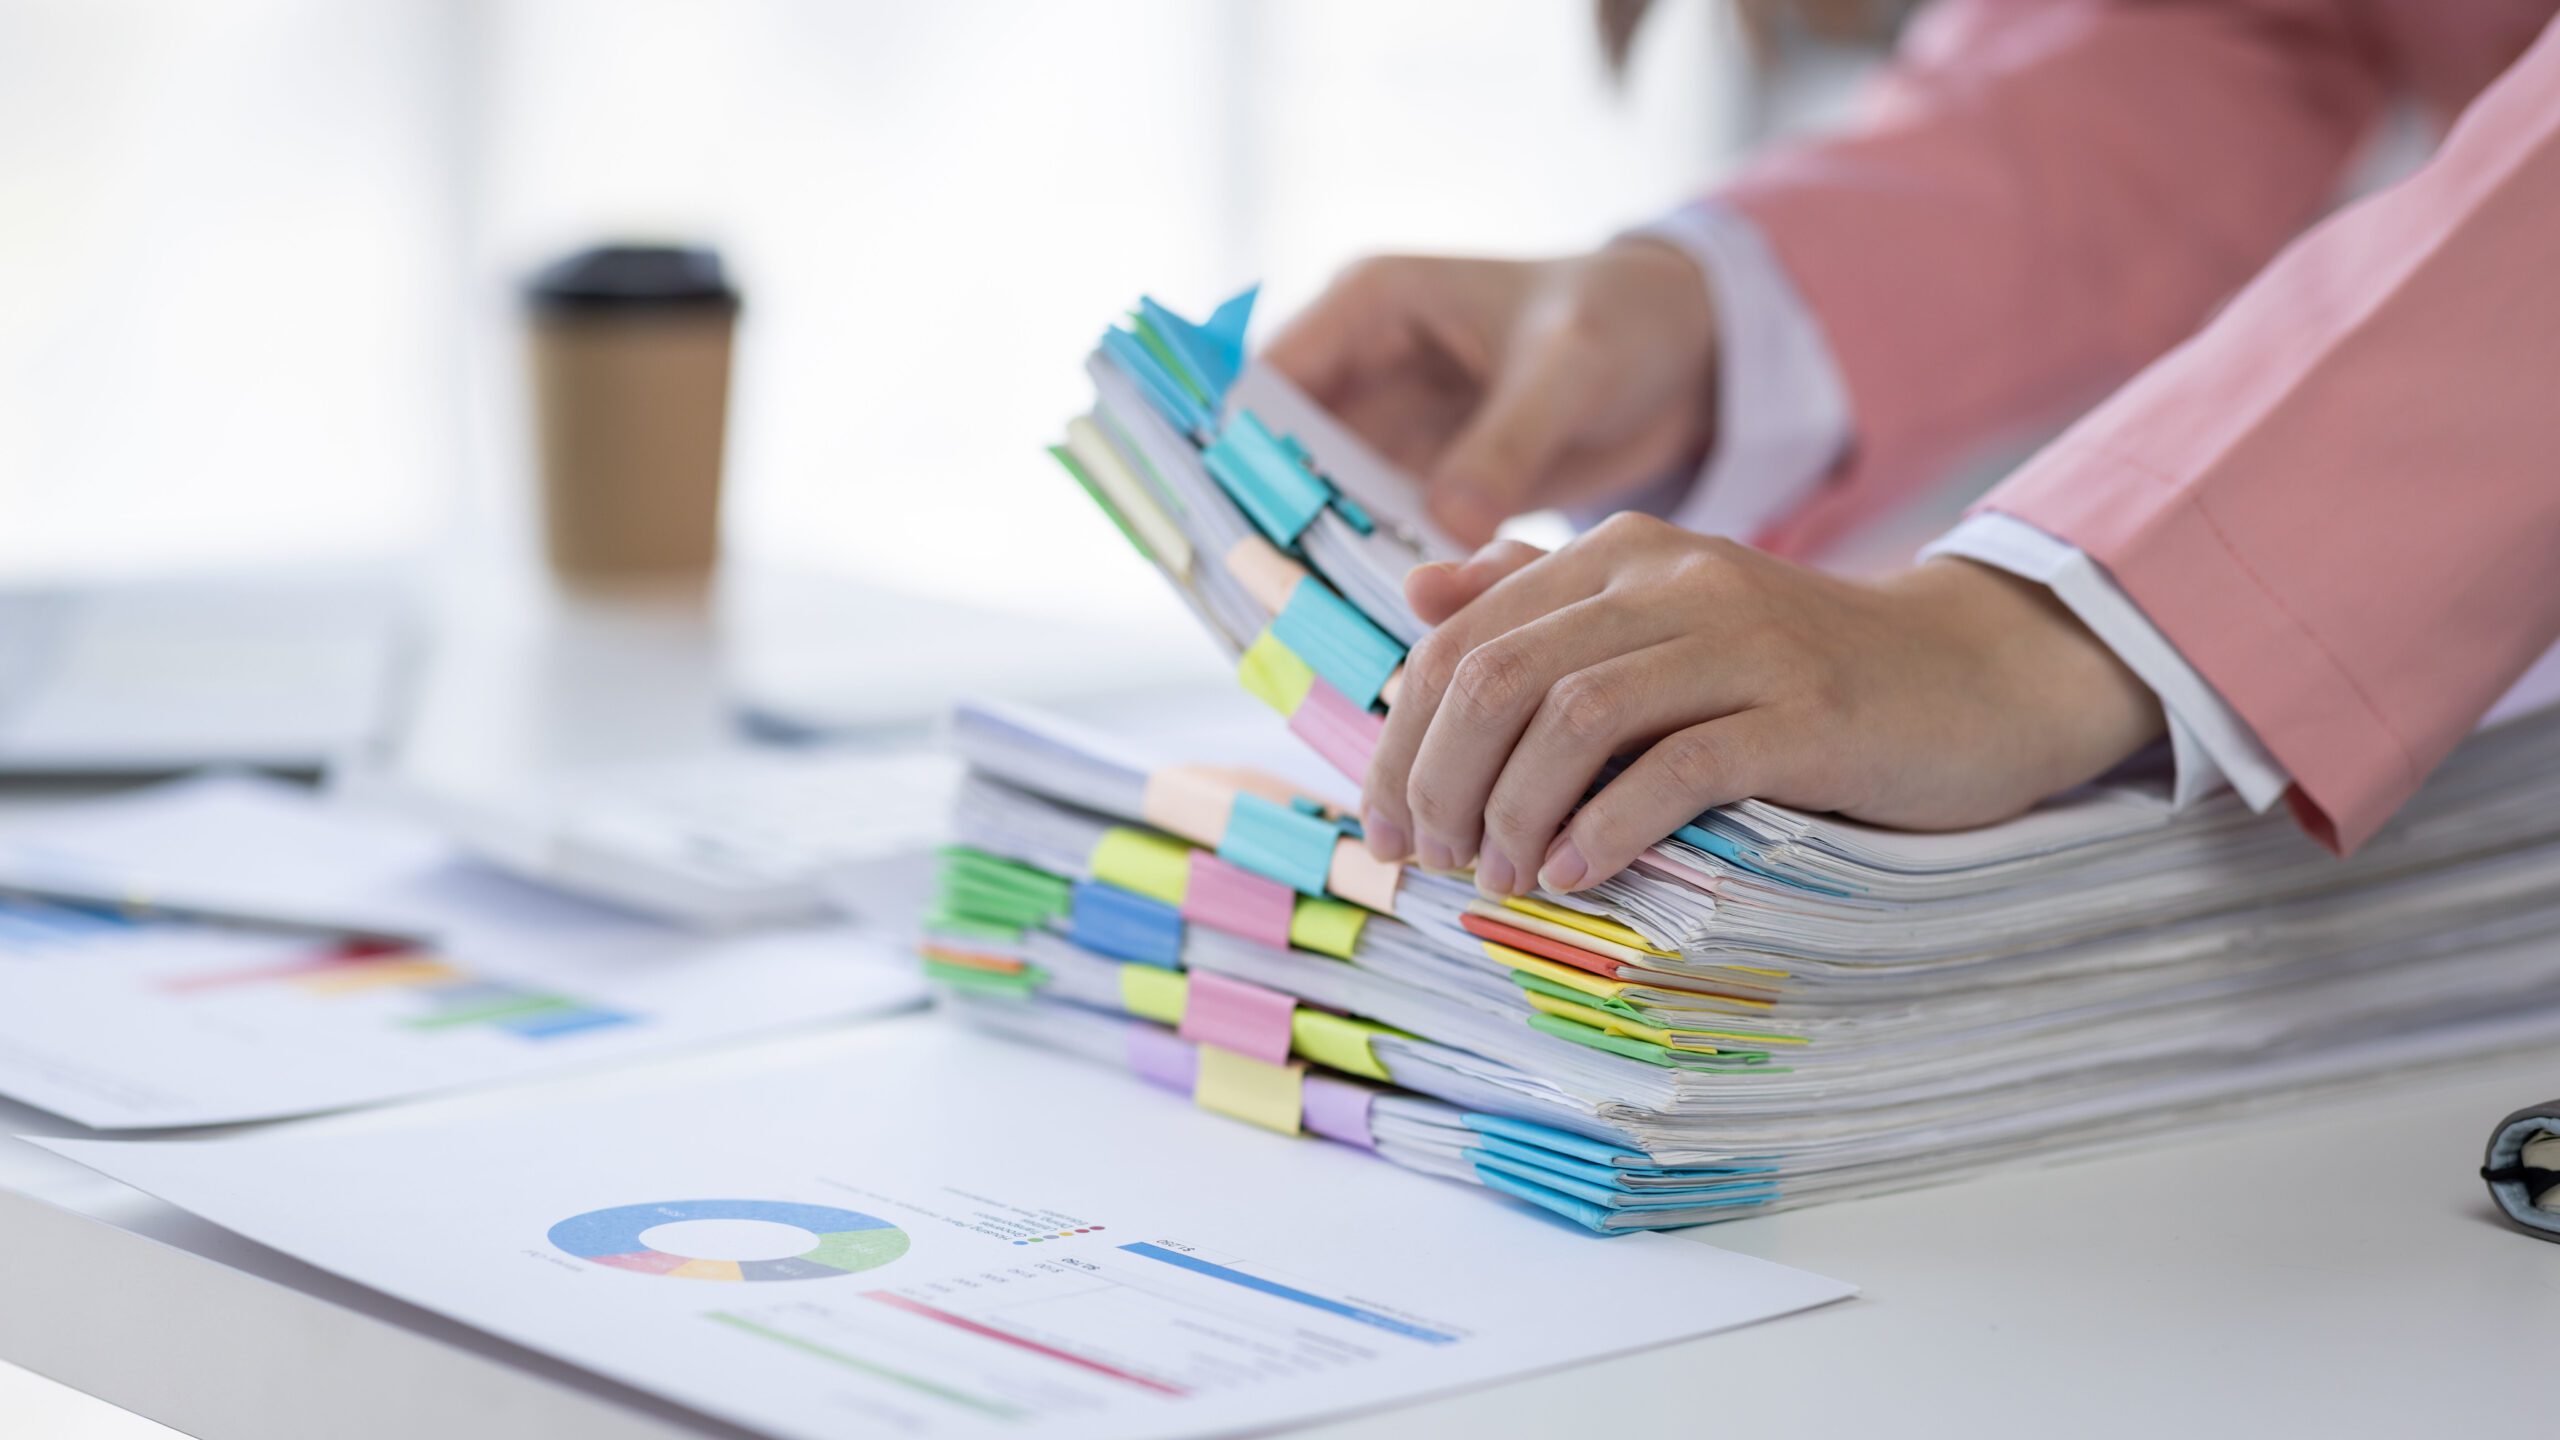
548,1199 -> 910,1281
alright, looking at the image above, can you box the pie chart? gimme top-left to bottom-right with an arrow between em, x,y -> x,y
548,1198 -> 910,1282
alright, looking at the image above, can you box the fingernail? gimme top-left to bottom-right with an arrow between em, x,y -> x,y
1539,836 -> 1589,893
1476,849 -> 1516,898
1418,837 -> 1457,873
1363,809 -> 1408,862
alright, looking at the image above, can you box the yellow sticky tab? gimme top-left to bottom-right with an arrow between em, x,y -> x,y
1290,1009 -> 1397,1081
1194,1045 -> 1304,1134
1501,895 -> 1676,958
1090,827 -> 1192,907
1488,943 -> 1629,1001
1117,964 -> 1189,1025
1288,896 -> 1367,958
1237,630 -> 1317,715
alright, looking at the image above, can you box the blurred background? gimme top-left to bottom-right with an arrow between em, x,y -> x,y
0,0 -> 1886,626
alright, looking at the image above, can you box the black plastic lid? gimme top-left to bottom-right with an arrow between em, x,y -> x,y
525,244 -> 740,315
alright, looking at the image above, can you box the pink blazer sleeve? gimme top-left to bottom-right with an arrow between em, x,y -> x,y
1979,15 -> 2560,852
1717,0 -> 2390,558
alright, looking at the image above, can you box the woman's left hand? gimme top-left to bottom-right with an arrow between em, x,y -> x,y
1357,513 -> 2168,897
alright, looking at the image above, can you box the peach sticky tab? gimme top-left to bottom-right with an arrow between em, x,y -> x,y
1140,766 -> 1237,848
1224,534 -> 1311,616
1327,839 -> 1401,913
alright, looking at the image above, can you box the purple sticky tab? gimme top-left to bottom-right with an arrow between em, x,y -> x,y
1125,1024 -> 1198,1093
1180,852 -> 1296,950
1288,679 -> 1384,783
1177,971 -> 1297,1066
1301,1074 -> 1377,1150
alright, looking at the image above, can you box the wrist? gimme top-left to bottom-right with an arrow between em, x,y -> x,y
1902,557 -> 2167,791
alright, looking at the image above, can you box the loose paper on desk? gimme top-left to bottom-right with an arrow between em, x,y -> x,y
0,776 -> 923,1129
42,1021 -> 1851,1440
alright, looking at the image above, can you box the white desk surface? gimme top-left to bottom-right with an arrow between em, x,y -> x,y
2,570 -> 2555,1439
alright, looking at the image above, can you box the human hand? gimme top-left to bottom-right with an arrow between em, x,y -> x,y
1357,515 -> 2168,896
1261,243 -> 1719,547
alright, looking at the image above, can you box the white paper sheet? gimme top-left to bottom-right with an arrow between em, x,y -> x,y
38,1020 -> 1852,1440
0,777 -> 925,1128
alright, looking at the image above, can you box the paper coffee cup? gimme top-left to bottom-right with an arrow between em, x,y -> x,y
526,245 -> 741,581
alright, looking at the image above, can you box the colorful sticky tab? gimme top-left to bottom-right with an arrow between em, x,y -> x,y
1287,678 -> 1385,783
1139,290 -> 1254,404
1099,327 -> 1213,437
1193,1045 -> 1304,1135
1125,1023 -> 1198,1093
1287,896 -> 1368,959
1118,963 -> 1189,1026
1180,852 -> 1297,951
1204,411 -> 1333,548
1270,577 -> 1402,711
1237,630 -> 1317,716
1289,1008 -> 1398,1081
1218,792 -> 1339,896
1070,881 -> 1185,968
1089,828 -> 1192,907
1064,416 -> 1192,575
1326,839 -> 1402,913
1501,895 -> 1677,958
1047,444 -> 1155,565
1139,766 -> 1237,848
1300,1074 -> 1378,1150
1224,535 -> 1309,614
1178,971 -> 1298,1066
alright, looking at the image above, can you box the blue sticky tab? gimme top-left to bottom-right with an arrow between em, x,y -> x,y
1203,411 -> 1333,548
1217,793 -> 1338,897
1100,328 -> 1212,438
1471,1164 -> 1616,1233
1069,880 -> 1186,967
1139,289 -> 1254,403
1470,1153 -> 1778,1213
1669,822 -> 1853,896
1271,577 -> 1402,710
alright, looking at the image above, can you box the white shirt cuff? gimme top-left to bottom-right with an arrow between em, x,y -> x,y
1600,200 -> 1851,540
1922,512 -> 2292,813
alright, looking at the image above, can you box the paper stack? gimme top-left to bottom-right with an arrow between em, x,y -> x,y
917,290 -> 2560,1232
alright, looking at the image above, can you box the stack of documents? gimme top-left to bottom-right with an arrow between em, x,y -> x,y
913,290 -> 2560,1232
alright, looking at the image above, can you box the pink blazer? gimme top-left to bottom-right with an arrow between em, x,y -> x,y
1717,0 -> 2560,851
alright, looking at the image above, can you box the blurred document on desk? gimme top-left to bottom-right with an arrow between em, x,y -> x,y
0,580 -> 409,774
40,1020 -> 1851,1440
0,776 -> 923,1128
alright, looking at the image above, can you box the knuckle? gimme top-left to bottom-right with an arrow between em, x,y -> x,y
1651,729 -> 1729,803
1405,775 -> 1464,832
1404,631 -> 1464,699
1545,672 -> 1620,746
1480,788 -> 1541,849
1446,644 -> 1533,728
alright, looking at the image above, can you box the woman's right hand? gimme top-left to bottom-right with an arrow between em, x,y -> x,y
1261,241 -> 1721,546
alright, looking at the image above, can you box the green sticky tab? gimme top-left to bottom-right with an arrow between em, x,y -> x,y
1236,630 -> 1316,715
1513,971 -> 1647,1022
1048,445 -> 1155,563
1089,827 -> 1192,907
922,959 -> 1047,998
1526,1012 -> 1677,1067
1118,963 -> 1189,1025
1288,897 -> 1367,959
1290,1008 -> 1398,1081
917,911 -> 1025,947
941,847 -> 1072,907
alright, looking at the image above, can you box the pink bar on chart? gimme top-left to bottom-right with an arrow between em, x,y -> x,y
1177,971 -> 1297,1066
1300,1074 -> 1378,1150
1287,679 -> 1385,784
1179,852 -> 1296,950
1124,1023 -> 1198,1093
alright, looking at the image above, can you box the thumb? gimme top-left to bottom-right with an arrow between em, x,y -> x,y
1426,334 -> 1595,545
1404,539 -> 1548,627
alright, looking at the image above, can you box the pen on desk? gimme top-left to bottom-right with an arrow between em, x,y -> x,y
0,880 -> 430,952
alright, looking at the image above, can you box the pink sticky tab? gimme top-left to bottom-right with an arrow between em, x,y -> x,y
1288,679 -> 1385,783
1300,1074 -> 1377,1150
1177,971 -> 1297,1066
1181,852 -> 1296,950
1125,1024 -> 1199,1093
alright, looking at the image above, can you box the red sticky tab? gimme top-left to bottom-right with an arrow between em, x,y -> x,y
1287,678 -> 1385,783
1459,912 -> 1622,978
1180,852 -> 1296,950
1177,971 -> 1298,1065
